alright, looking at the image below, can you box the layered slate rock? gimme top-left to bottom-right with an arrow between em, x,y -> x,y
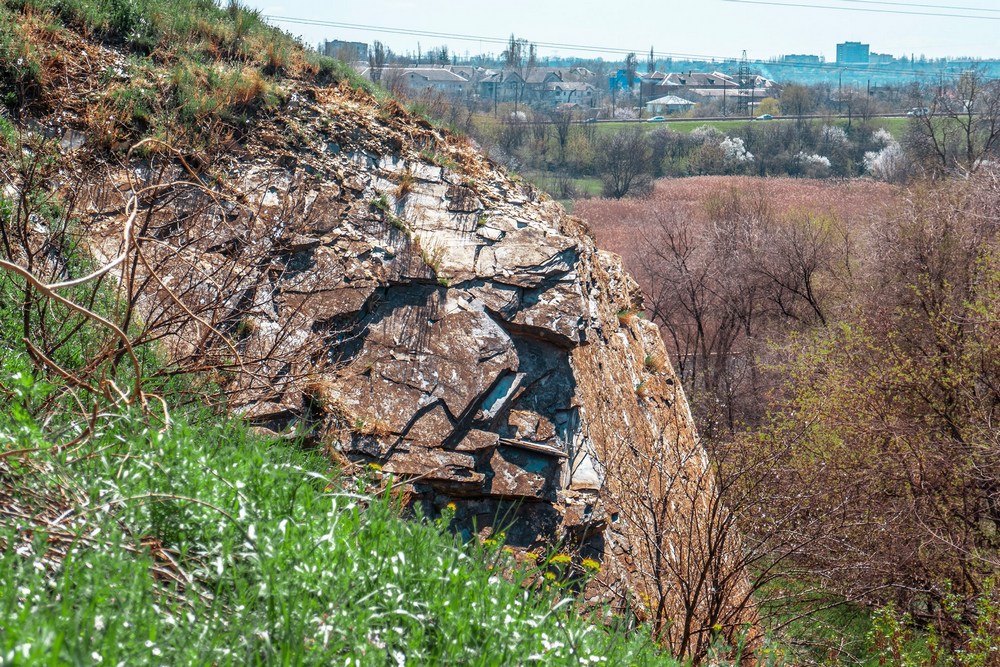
106,83 -> 748,637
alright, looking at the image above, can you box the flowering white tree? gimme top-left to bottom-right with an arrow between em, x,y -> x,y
690,125 -> 724,145
870,127 -> 894,147
720,137 -> 753,163
864,141 -> 910,183
796,152 -> 831,178
820,125 -> 850,150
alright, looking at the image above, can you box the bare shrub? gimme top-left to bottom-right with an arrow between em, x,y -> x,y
596,127 -> 652,199
0,133 -> 333,418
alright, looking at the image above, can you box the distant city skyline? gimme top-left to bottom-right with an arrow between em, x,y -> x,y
243,0 -> 1000,63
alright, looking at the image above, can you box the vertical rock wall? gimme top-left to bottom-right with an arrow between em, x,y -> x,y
109,84 -> 749,645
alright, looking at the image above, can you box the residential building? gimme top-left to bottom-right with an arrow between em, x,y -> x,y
399,68 -> 468,95
782,54 -> 823,64
645,95 -> 696,115
357,66 -> 469,96
836,41 -> 870,65
644,71 -> 774,105
609,69 -> 643,93
479,70 -> 526,104
545,81 -> 597,107
320,40 -> 368,61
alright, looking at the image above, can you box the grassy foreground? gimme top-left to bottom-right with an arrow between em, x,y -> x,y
0,353 -> 674,665
0,366 -> 669,665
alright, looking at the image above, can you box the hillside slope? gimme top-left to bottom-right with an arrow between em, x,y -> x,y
0,1 -> 751,655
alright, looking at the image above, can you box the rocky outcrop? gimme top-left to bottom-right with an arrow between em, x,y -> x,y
82,84 -> 747,639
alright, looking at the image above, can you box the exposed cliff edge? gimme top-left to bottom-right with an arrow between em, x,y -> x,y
12,24 -> 750,647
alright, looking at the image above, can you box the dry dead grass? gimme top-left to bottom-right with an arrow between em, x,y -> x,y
577,176 -> 902,267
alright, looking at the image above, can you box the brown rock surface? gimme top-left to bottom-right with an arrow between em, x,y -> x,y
66,80 -> 750,645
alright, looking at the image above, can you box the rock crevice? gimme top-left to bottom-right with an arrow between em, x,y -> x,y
105,83 -> 748,634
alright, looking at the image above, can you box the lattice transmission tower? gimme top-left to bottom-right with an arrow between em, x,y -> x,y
738,50 -> 751,115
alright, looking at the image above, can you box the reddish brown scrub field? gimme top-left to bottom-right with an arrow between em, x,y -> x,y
574,176 -> 904,436
576,176 -> 900,269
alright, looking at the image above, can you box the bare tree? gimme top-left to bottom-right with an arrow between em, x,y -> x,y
908,69 -> 1000,175
780,84 -> 814,123
502,33 -> 523,69
596,128 -> 651,199
551,107 -> 573,162
501,34 -> 535,113
0,132 -> 339,417
625,52 -> 638,90
496,111 -> 528,155
368,40 -> 386,84
596,378 -> 846,663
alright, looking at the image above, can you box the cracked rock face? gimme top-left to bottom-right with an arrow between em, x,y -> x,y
107,84 -> 745,634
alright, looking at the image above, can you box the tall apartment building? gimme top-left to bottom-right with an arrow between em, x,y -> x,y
836,41 -> 870,65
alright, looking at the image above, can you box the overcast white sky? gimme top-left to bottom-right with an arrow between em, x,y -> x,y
243,0 -> 1000,62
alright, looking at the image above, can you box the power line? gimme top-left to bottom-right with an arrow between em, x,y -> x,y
833,0 -> 1000,12
267,17 -> 723,61
271,16 -> 981,79
720,0 -> 1000,20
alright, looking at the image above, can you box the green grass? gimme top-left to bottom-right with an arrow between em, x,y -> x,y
0,357 -> 676,665
755,579 -> 937,666
870,116 -> 908,140
594,119 -> 758,137
524,171 -> 602,200
0,0 -> 378,145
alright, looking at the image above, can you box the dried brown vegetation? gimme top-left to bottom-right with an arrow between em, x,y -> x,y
579,176 -> 901,435
579,173 -> 1000,655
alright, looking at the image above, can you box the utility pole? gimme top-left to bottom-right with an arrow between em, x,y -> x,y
838,70 -> 843,115
738,50 -> 751,116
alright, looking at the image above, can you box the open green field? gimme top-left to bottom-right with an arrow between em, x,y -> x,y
469,110 -> 911,146
593,119 -> 754,136
593,116 -> 909,140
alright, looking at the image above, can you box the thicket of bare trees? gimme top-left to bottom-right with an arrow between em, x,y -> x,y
579,173 -> 1000,659
628,186 -> 854,436
906,70 -> 1000,176
597,127 -> 653,198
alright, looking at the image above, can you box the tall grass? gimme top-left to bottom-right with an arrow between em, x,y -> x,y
0,0 -> 379,143
0,357 -> 674,664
